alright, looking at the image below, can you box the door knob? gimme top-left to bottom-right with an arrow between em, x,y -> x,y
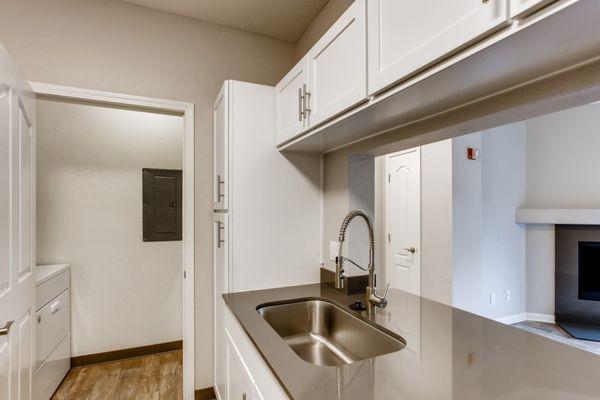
0,321 -> 14,336
404,247 -> 416,254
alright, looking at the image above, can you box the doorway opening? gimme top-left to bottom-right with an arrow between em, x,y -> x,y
31,83 -> 195,400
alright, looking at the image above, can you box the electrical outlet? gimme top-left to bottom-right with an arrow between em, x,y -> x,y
490,292 -> 497,304
506,290 -> 511,301
329,241 -> 340,261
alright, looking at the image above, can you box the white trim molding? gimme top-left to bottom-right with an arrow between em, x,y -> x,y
516,208 -> 600,225
30,81 -> 196,400
496,313 -> 556,325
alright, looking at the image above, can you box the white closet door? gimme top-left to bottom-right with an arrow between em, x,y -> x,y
306,0 -> 367,127
0,43 -> 36,400
385,148 -> 421,296
368,0 -> 509,95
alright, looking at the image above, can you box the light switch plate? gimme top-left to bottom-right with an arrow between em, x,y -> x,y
329,241 -> 340,261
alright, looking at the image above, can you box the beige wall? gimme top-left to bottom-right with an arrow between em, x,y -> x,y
0,0 -> 295,389
36,97 -> 183,357
295,0 -> 354,61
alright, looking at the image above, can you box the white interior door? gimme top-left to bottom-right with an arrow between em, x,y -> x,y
0,44 -> 36,400
385,148 -> 421,295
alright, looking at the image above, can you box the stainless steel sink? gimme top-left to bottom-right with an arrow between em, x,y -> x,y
257,299 -> 405,366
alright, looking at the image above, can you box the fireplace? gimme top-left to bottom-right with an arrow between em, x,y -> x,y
556,225 -> 600,341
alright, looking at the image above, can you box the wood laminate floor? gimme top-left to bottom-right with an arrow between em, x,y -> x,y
52,350 -> 183,400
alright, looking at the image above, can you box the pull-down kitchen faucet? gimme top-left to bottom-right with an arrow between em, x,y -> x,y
335,210 -> 388,313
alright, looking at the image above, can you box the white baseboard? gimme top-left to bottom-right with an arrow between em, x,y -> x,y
525,313 -> 555,323
496,312 -> 555,325
496,313 -> 527,325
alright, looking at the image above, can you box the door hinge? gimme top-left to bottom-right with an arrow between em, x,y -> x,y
388,173 -> 391,183
388,233 -> 391,242
184,270 -> 187,279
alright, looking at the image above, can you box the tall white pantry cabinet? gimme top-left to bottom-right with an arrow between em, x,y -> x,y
212,80 -> 321,400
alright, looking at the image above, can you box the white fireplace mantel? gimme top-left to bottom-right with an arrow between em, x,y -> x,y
515,209 -> 600,225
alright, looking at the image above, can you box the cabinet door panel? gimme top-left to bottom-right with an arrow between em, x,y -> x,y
227,334 -> 254,400
214,213 -> 229,400
368,0 -> 509,95
307,0 -> 367,127
213,82 -> 229,210
510,0 -> 554,17
275,58 -> 308,145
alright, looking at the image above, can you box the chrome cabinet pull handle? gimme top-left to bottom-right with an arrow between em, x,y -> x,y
217,174 -> 225,202
0,321 -> 14,336
298,87 -> 305,121
217,221 -> 225,248
303,84 -> 311,116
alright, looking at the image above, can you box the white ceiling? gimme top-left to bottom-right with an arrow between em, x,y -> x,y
120,0 -> 329,42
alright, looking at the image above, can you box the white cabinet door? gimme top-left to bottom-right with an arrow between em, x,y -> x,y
510,0 -> 554,17
253,385 -> 265,400
275,57 -> 308,145
306,0 -> 367,127
0,44 -> 36,400
213,82 -> 229,210
214,213 -> 229,400
227,334 -> 254,400
385,148 -> 421,296
368,0 -> 509,95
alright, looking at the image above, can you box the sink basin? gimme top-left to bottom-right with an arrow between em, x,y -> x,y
257,299 -> 405,366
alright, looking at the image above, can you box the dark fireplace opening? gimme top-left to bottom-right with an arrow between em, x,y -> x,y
579,241 -> 600,301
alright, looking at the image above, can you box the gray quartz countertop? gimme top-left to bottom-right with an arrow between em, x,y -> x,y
223,284 -> 600,400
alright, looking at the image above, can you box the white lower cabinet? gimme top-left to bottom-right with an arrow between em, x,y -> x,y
227,333 -> 254,400
219,307 -> 289,400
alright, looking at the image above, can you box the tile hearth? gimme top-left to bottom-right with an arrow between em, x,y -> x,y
512,321 -> 600,355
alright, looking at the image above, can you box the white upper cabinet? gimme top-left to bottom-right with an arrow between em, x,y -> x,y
213,82 -> 229,210
510,0 -> 553,17
306,0 -> 367,127
368,0 -> 510,95
275,57 -> 309,145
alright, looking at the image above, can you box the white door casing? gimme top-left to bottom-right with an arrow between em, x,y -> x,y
385,148 -> 421,296
0,43 -> 36,400
368,0 -> 509,95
